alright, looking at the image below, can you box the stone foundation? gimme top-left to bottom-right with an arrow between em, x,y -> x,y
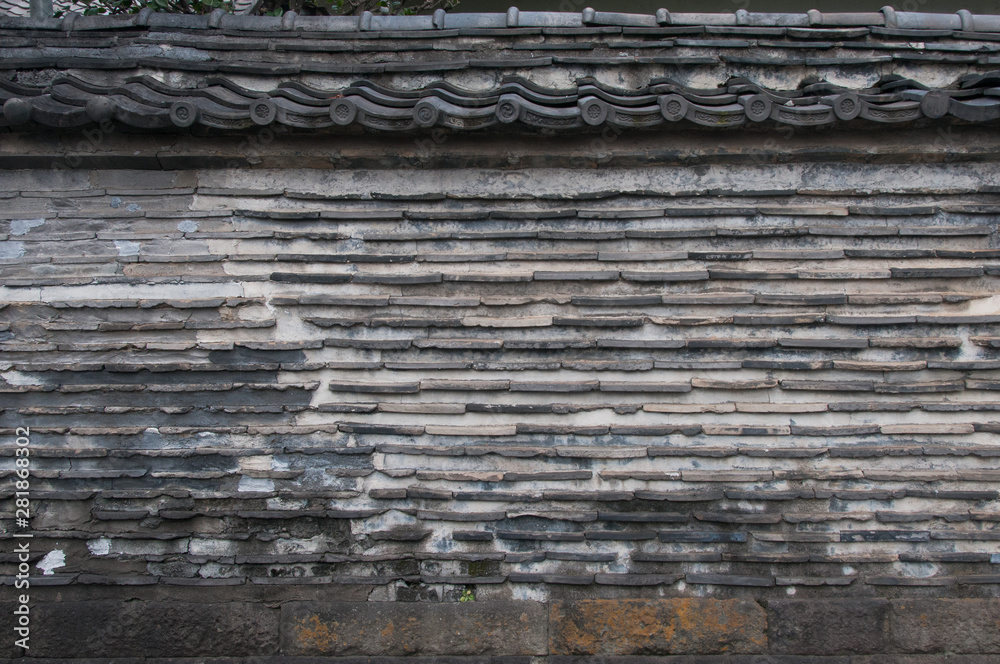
2,591 -> 999,660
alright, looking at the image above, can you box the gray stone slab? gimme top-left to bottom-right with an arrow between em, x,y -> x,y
280,601 -> 546,656
769,599 -> 889,655
888,599 -> 1000,654
5,601 -> 278,657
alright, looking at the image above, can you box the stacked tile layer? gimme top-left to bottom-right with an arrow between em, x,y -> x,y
3,161 -> 1000,596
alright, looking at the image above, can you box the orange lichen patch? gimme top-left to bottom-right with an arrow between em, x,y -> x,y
292,614 -> 340,653
550,599 -> 767,655
675,597 -> 767,649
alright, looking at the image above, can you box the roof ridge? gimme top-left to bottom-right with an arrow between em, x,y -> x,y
5,72 -> 1000,131
2,6 -> 1000,32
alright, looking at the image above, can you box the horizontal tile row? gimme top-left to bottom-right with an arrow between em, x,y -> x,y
2,8 -> 1000,34
8,226 -> 1000,244
6,72 -> 1000,131
6,205 -> 1000,222
2,572 -> 997,589
5,438 -> 1000,456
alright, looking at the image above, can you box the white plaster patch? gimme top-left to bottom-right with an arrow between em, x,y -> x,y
895,562 -> 940,578
36,549 -> 65,575
177,220 -> 199,232
510,584 -> 548,602
237,476 -> 274,493
189,538 -> 237,557
239,456 -> 273,471
266,497 -> 307,510
964,294 -> 1000,316
424,532 -> 452,553
87,538 -> 112,556
1,371 -> 43,386
10,218 -> 44,235
0,241 -> 24,259
688,584 -> 712,597
114,240 -> 141,256
274,536 -> 323,555
355,509 -> 417,535
197,562 -> 229,578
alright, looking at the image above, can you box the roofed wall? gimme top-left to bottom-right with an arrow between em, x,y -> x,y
1,9 -> 1000,661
